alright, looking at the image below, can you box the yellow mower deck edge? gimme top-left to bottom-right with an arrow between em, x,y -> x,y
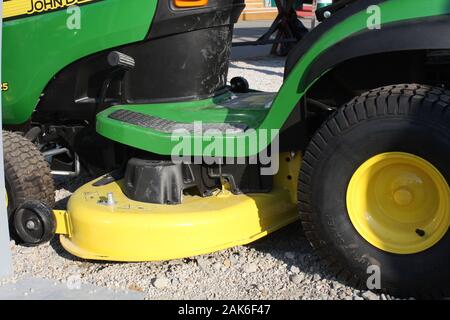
56,153 -> 301,262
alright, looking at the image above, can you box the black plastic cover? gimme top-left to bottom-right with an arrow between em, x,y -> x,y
123,158 -> 196,205
122,157 -> 274,205
121,25 -> 233,102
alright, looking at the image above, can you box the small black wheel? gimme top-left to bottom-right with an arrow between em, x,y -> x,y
13,200 -> 56,246
230,77 -> 250,93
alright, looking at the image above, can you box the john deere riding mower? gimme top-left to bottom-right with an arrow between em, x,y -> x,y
3,0 -> 450,297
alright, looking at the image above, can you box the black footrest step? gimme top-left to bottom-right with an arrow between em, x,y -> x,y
109,110 -> 248,134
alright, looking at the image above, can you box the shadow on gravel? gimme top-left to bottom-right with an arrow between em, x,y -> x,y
50,228 -> 117,268
53,175 -> 92,210
49,237 -> 83,262
246,221 -> 342,286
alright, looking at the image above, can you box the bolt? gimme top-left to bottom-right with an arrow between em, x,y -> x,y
26,220 -> 36,230
106,192 -> 115,206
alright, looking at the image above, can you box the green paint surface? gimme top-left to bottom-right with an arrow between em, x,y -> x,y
2,0 -> 157,124
97,92 -> 276,156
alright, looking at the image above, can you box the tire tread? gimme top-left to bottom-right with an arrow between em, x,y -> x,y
298,84 -> 450,298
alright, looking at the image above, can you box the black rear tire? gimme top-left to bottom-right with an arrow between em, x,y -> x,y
3,131 -> 55,241
299,84 -> 450,298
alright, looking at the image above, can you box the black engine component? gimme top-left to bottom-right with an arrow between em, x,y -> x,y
123,159 -> 200,205
122,158 -> 273,205
121,26 -> 233,102
121,0 -> 244,102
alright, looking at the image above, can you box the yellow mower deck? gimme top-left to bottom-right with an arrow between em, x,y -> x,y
55,153 -> 301,262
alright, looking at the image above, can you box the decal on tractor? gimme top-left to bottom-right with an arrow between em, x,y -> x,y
3,0 -> 100,21
1,83 -> 9,92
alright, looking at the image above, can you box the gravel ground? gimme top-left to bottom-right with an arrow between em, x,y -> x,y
1,57 -> 398,300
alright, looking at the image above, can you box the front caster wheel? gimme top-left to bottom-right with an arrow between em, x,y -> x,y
13,201 -> 56,246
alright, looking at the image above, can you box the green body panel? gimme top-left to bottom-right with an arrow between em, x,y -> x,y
98,0 -> 450,157
97,92 -> 275,156
99,92 -> 274,128
2,0 -> 157,124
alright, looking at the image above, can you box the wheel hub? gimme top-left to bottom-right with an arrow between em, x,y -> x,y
347,152 -> 450,254
26,220 -> 38,231
393,188 -> 413,206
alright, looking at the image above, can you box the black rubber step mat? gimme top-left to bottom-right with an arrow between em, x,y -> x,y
108,110 -> 248,134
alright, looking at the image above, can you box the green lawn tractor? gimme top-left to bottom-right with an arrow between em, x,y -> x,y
3,0 -> 450,298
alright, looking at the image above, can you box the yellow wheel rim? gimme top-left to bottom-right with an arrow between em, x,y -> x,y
347,152 -> 450,254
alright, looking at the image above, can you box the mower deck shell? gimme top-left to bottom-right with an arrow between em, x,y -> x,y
57,153 -> 300,261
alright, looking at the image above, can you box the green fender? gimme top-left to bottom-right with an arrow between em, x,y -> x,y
97,0 -> 450,157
